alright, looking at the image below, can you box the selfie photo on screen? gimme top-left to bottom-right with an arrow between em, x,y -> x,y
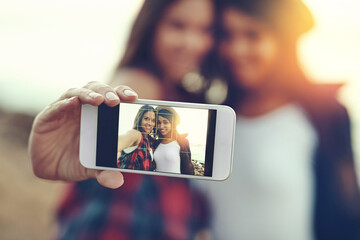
116,103 -> 210,176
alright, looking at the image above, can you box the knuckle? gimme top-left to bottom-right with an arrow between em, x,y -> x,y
84,81 -> 98,87
97,85 -> 113,93
85,82 -> 112,93
114,85 -> 127,92
60,88 -> 76,98
67,87 -> 77,93
31,163 -> 48,179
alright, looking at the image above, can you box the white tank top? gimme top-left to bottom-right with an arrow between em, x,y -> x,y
154,140 -> 181,174
195,103 -> 318,240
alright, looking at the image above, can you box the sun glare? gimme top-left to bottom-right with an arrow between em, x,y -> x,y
300,0 -> 360,175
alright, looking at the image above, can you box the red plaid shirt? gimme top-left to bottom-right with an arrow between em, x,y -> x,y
117,133 -> 156,171
57,173 -> 210,240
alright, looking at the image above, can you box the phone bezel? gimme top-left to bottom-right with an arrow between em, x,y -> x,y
80,99 -> 235,181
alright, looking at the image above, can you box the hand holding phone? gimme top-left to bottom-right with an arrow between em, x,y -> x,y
80,99 -> 235,180
28,82 -> 138,189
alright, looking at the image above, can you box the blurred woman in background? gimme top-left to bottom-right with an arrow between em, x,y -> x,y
111,0 -> 218,102
197,0 -> 360,239
29,0 -> 218,239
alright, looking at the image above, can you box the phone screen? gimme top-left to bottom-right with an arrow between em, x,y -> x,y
96,103 -> 216,177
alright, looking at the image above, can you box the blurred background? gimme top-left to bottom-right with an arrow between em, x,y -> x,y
0,0 -> 359,239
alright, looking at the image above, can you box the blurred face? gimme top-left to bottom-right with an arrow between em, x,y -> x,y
141,111 -> 156,134
153,0 -> 214,81
220,8 -> 279,90
157,116 -> 172,138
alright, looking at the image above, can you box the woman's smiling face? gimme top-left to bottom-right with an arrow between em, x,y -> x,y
157,115 -> 172,138
153,0 -> 214,81
141,111 -> 156,134
220,8 -> 279,90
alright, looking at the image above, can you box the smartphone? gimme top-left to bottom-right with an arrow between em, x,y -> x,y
80,99 -> 235,181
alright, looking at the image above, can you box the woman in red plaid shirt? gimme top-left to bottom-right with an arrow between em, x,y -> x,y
29,0 -> 217,239
117,105 -> 157,171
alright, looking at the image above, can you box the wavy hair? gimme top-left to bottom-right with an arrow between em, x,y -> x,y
132,105 -> 156,136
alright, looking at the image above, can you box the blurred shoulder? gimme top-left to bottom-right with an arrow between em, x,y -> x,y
301,83 -> 347,112
109,68 -> 164,100
299,83 -> 350,126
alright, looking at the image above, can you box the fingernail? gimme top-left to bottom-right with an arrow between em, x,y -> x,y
105,92 -> 119,101
89,92 -> 102,99
123,89 -> 138,97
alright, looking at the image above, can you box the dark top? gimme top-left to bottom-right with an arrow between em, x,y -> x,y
177,134 -> 195,175
298,84 -> 360,240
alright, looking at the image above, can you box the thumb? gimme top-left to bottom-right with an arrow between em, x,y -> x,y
95,170 -> 125,189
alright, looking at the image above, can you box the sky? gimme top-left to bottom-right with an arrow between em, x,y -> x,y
0,0 -> 143,113
299,0 -> 360,170
0,0 -> 359,169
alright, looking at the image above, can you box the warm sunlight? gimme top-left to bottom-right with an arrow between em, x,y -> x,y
299,0 -> 360,170
118,103 -> 209,162
0,1 -> 360,238
0,0 -> 359,168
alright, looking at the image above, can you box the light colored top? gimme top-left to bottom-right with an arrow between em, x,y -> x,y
196,103 -> 318,240
154,140 -> 181,174
123,145 -> 137,153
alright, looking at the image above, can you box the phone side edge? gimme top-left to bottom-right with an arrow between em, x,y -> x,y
212,105 -> 236,181
79,104 -> 98,168
135,98 -> 223,109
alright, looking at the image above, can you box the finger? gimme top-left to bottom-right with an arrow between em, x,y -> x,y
95,170 -> 125,189
34,96 -> 80,130
84,81 -> 120,107
59,87 -> 104,106
114,85 -> 138,102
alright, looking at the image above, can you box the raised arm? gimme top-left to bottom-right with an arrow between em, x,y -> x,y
117,129 -> 142,153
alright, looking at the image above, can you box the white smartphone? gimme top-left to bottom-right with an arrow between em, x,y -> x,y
79,99 -> 235,181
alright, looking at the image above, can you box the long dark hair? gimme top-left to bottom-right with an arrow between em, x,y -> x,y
116,0 -> 219,85
156,107 -> 180,139
219,0 -> 315,108
118,0 -> 178,77
133,105 -> 156,136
